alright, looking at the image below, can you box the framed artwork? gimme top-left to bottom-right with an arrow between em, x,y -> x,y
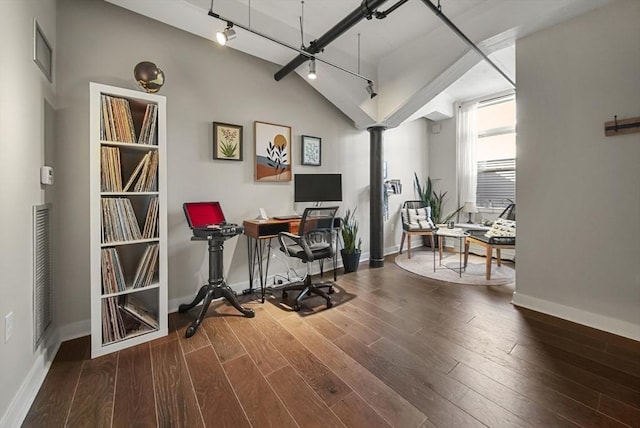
301,135 -> 321,166
213,122 -> 243,161
33,19 -> 52,83
254,121 -> 292,181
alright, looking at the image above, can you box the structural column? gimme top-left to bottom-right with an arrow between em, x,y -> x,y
368,125 -> 386,268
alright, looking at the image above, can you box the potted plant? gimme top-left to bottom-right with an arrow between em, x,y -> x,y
414,173 -> 463,246
341,207 -> 362,273
414,173 -> 463,225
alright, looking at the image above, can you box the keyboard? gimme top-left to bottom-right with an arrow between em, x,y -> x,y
273,214 -> 302,220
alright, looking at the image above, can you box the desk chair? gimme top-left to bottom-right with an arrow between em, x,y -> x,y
277,206 -> 339,311
399,200 -> 435,258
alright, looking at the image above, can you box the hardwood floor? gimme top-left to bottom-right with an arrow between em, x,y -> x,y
23,255 -> 640,427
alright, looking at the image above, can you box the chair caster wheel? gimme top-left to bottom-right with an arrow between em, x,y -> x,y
293,304 -> 301,312
282,291 -> 288,299
328,287 -> 335,294
185,325 -> 197,338
326,300 -> 334,308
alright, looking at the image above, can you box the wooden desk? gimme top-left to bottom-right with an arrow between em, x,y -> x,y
243,218 -> 301,239
243,217 -> 340,303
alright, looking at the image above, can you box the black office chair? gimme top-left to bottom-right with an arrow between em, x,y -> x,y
277,206 -> 339,311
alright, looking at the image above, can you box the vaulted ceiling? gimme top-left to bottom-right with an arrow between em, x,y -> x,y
106,0 -> 612,129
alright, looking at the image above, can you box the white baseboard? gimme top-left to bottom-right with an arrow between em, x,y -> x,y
511,292 -> 640,341
58,318 -> 91,342
0,330 -> 61,428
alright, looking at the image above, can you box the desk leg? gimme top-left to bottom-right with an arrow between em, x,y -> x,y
246,236 -> 257,294
246,236 -> 270,303
262,239 -> 272,303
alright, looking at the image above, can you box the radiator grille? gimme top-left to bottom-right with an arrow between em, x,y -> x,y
33,204 -> 52,348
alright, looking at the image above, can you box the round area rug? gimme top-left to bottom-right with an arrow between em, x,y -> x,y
395,249 -> 515,286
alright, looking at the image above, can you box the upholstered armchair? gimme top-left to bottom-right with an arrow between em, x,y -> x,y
399,200 -> 436,258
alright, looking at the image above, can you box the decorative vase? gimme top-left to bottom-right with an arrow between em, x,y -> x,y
341,249 -> 361,273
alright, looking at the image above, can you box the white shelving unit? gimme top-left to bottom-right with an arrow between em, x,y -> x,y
89,82 -> 167,358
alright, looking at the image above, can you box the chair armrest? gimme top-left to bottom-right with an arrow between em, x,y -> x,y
277,231 -> 313,260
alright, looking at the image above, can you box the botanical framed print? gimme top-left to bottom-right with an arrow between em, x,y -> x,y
254,121 -> 292,181
301,135 -> 321,166
33,19 -> 53,83
213,122 -> 243,161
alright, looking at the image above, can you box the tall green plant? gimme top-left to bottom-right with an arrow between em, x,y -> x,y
341,207 -> 362,254
413,172 -> 463,224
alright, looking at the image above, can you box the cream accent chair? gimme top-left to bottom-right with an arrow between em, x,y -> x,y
399,200 -> 435,259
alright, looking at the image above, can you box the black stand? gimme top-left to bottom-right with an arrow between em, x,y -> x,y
178,236 -> 254,338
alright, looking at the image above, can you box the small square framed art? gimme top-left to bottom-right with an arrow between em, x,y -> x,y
301,135 -> 321,166
213,122 -> 243,161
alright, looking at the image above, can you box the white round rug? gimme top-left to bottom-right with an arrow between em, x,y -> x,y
395,249 -> 515,286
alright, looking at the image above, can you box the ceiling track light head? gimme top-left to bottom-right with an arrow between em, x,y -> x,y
307,58 -> 317,80
366,80 -> 377,99
216,23 -> 236,46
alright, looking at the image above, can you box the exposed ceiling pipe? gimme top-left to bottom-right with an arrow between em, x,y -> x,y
420,0 -> 516,88
374,0 -> 410,19
274,0 -> 390,81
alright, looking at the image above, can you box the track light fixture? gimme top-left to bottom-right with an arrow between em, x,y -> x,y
307,59 -> 317,80
216,23 -> 236,46
366,80 -> 377,99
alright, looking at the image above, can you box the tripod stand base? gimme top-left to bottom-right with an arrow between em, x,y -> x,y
178,282 -> 255,338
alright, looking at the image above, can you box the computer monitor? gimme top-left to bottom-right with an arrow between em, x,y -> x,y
294,173 -> 342,203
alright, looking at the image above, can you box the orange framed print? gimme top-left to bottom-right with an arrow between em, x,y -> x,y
254,121 -> 292,181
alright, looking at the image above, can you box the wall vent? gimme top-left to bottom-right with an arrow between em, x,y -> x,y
33,204 -> 52,348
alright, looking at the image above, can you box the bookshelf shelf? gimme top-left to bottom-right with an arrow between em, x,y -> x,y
101,192 -> 159,196
100,282 -> 160,299
90,82 -> 167,358
100,237 -> 159,248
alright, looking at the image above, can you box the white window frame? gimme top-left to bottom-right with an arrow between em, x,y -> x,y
475,94 -> 516,210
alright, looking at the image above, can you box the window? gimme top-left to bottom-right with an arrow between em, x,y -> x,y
475,95 -> 516,208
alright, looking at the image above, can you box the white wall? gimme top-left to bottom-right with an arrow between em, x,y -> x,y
427,117 -> 459,220
54,0 -> 429,330
514,0 -> 640,339
0,0 -> 58,425
383,118 -> 430,247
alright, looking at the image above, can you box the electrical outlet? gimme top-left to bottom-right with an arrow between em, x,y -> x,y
4,312 -> 14,343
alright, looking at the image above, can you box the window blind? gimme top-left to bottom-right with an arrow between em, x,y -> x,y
476,158 -> 515,208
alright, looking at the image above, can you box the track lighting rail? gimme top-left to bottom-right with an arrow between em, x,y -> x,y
208,10 -> 375,85
273,0 -> 389,82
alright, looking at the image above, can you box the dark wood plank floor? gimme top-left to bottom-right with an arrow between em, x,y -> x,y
23,255 -> 640,427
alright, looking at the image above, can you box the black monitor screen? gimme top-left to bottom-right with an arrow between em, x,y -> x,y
294,174 -> 342,203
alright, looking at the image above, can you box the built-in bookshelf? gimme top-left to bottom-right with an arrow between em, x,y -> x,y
90,82 -> 167,358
